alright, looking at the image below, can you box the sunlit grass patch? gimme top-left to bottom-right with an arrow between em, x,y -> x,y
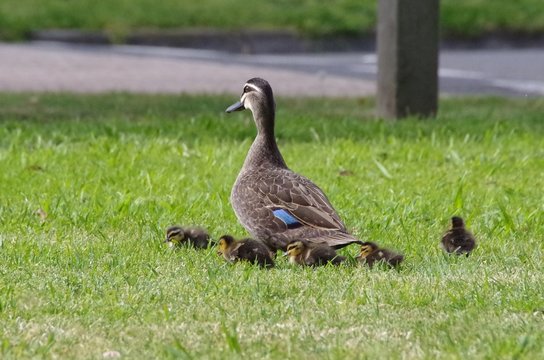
0,93 -> 543,358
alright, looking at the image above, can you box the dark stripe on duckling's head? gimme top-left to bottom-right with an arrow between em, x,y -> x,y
165,226 -> 184,243
286,240 -> 305,256
359,241 -> 378,258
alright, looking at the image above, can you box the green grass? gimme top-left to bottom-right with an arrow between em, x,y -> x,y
1,0 -> 544,40
1,93 -> 543,359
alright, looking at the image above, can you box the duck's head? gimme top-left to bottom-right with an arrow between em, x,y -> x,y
358,242 -> 378,259
218,235 -> 235,255
451,216 -> 465,228
286,241 -> 305,257
165,226 -> 185,247
226,78 -> 275,118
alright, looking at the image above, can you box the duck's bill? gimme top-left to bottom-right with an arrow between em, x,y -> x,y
225,101 -> 245,113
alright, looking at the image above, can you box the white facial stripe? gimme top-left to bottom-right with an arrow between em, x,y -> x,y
240,92 -> 253,112
239,83 -> 262,112
244,83 -> 262,93
244,99 -> 253,112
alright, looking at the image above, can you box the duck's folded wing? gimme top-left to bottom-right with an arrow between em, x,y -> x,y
256,170 -> 347,231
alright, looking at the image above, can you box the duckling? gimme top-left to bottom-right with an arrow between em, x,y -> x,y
357,242 -> 403,268
217,235 -> 275,268
441,216 -> 476,256
165,225 -> 210,249
286,240 -> 345,266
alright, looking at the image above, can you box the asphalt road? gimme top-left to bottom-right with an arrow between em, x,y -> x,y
118,45 -> 544,97
1,41 -> 543,97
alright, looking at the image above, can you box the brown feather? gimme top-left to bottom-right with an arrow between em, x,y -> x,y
441,216 -> 476,256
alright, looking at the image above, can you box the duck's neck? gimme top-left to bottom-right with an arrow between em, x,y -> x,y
242,108 -> 287,170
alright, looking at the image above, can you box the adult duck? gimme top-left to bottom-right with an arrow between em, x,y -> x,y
226,78 -> 362,251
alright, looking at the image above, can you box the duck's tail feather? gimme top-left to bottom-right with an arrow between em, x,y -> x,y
305,232 -> 363,249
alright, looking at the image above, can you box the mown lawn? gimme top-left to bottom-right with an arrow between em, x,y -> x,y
0,93 -> 543,359
1,0 -> 544,40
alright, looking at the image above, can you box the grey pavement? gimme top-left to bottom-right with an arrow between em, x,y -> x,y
0,42 -> 374,97
1,41 -> 544,97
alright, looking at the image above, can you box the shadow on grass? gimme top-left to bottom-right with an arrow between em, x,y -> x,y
1,93 -> 543,144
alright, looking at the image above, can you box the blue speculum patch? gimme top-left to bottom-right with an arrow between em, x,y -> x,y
272,209 -> 302,229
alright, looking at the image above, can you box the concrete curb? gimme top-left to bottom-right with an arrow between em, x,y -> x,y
30,29 -> 376,54
29,29 -> 544,54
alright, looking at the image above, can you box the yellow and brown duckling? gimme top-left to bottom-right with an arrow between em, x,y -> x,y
217,235 -> 275,268
286,240 -> 345,266
441,216 -> 476,256
165,225 -> 211,249
357,242 -> 403,268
